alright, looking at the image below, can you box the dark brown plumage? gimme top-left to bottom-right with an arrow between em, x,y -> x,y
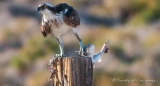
54,3 -> 80,27
41,19 -> 52,37
63,8 -> 80,27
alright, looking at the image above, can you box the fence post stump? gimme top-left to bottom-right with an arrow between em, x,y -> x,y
49,57 -> 93,86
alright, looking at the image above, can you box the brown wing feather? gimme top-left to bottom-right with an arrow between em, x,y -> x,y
63,8 -> 80,27
41,19 -> 52,37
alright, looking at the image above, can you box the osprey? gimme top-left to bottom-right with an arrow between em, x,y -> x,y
36,3 -> 84,57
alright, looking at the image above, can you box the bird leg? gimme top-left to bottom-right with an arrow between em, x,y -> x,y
72,28 -> 85,56
56,37 -> 66,57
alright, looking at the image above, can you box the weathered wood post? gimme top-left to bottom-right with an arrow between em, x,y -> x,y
49,57 -> 93,86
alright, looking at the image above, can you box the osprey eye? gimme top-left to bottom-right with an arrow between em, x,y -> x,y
44,6 -> 47,8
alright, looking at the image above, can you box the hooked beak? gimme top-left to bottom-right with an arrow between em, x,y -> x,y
36,7 -> 42,12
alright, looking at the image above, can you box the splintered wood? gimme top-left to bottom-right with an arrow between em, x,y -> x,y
48,57 -> 93,86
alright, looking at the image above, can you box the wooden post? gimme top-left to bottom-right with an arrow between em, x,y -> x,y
49,57 -> 93,86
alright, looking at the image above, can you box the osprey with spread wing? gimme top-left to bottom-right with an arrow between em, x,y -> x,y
36,3 -> 85,57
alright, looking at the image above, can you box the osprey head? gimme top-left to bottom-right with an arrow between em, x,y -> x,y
36,3 -> 53,12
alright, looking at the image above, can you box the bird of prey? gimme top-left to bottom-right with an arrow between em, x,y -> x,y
36,3 -> 85,57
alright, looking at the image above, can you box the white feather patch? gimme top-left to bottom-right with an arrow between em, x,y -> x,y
64,9 -> 68,14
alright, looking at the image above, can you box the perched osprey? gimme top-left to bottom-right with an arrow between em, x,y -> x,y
36,3 -> 84,57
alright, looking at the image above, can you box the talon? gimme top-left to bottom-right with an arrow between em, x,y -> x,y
61,54 -> 66,57
79,47 -> 85,57
54,54 -> 66,57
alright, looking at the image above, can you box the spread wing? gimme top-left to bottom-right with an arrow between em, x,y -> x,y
41,18 -> 52,37
63,7 -> 80,27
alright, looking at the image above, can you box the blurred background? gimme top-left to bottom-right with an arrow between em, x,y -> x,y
0,0 -> 160,86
